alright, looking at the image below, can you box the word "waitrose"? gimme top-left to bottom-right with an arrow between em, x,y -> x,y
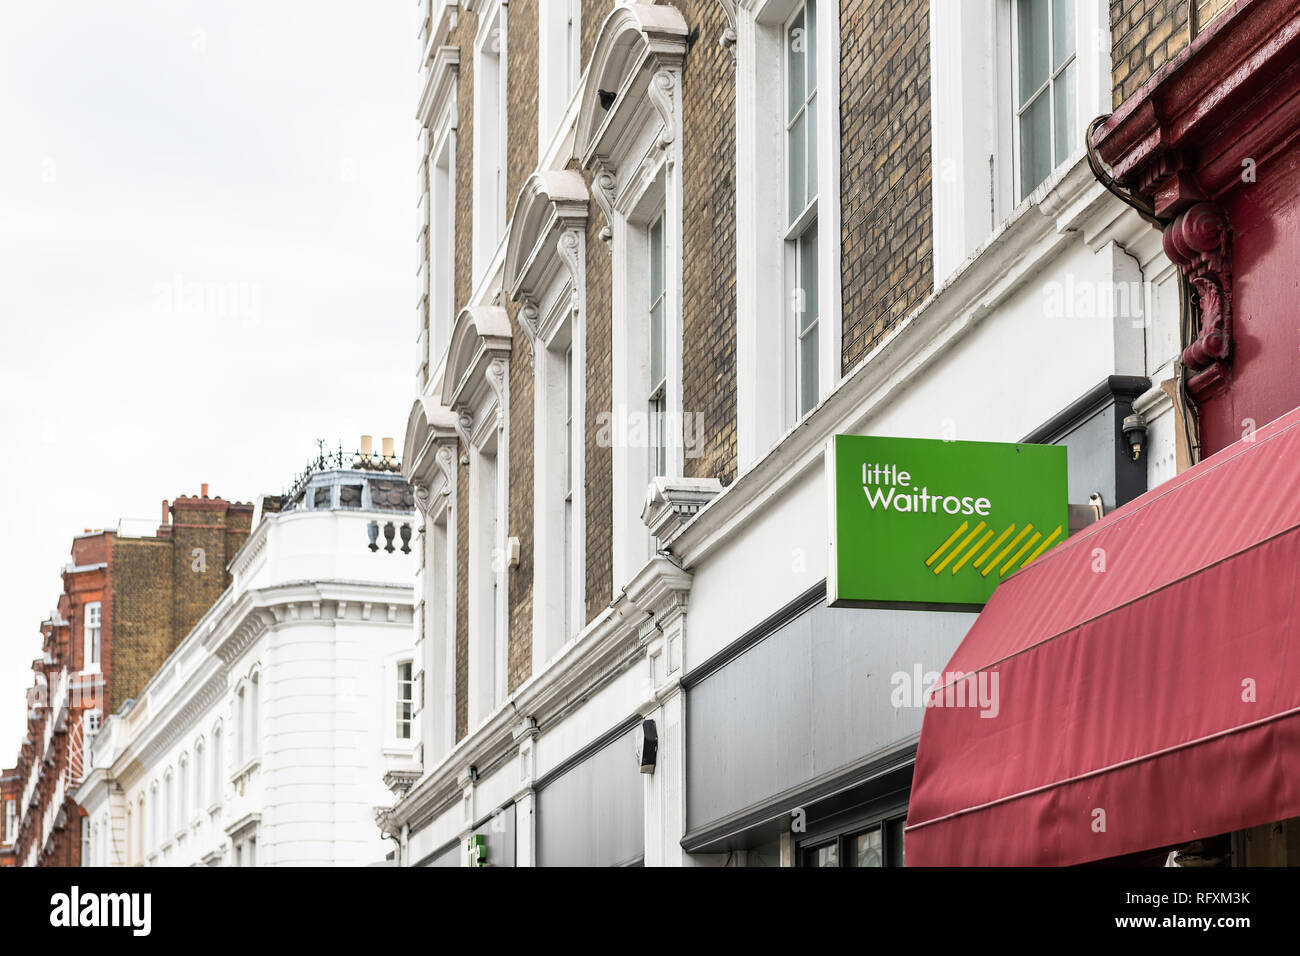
860,462 -> 991,516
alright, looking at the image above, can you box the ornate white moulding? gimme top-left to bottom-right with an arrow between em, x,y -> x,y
641,476 -> 724,548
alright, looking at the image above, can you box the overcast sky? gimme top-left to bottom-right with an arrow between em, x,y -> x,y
0,2 -> 416,756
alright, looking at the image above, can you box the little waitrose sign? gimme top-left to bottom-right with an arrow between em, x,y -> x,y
827,435 -> 1068,608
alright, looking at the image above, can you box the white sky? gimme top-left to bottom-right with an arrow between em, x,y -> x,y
0,2 -> 417,757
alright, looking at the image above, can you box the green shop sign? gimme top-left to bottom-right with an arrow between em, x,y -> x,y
827,435 -> 1068,608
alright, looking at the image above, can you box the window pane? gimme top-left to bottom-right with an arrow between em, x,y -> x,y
806,0 -> 817,86
1018,92 -> 1051,198
800,321 -> 819,417
805,841 -> 838,867
799,226 -> 818,334
649,216 -> 664,300
786,8 -> 805,120
652,397 -> 666,477
1053,60 -> 1077,164
1016,0 -> 1049,107
848,828 -> 884,867
788,110 -> 806,223
806,92 -> 818,204
1052,0 -> 1076,70
650,300 -> 664,387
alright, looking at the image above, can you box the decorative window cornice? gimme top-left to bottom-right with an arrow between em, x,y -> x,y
574,4 -> 689,173
441,306 -> 512,439
419,45 -> 460,132
504,170 -> 589,329
404,396 -> 461,509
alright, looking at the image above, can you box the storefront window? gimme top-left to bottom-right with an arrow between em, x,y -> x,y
798,814 -> 906,867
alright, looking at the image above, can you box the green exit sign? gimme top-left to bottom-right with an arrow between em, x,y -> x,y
827,435 -> 1068,609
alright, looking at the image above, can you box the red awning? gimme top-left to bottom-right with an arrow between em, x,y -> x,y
906,405 -> 1300,866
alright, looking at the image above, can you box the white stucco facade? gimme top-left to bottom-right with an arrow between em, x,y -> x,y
76,469 -> 418,867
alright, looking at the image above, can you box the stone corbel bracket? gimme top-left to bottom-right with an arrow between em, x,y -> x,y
641,476 -> 724,549
1164,202 -> 1232,400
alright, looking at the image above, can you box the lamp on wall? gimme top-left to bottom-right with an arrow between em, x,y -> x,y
636,719 -> 658,775
1122,413 -> 1148,462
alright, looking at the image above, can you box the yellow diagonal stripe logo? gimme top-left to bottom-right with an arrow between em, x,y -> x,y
973,524 -> 1015,568
933,521 -> 986,575
924,520 -> 968,567
952,528 -> 993,575
982,523 -> 1033,577
1000,530 -> 1042,576
1020,525 -> 1063,568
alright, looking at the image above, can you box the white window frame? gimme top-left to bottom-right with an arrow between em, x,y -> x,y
929,0 -> 1108,280
395,658 -> 415,741
83,601 -> 102,673
163,768 -> 174,841
235,685 -> 246,767
504,171 -> 590,672
193,737 -> 205,820
178,753 -> 189,832
573,4 -> 687,586
538,0 -> 582,147
1010,0 -> 1078,201
469,427 -> 506,724
149,782 -> 159,853
614,170 -> 679,579
734,0 -> 842,470
248,670 -> 260,759
429,129 -> 458,374
473,1 -> 509,285
536,300 -> 586,664
422,464 -> 457,760
418,40 -> 460,391
209,723 -> 223,808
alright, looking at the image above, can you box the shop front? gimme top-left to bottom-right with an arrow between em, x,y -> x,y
908,403 -> 1300,866
682,377 -> 1148,866
907,0 -> 1300,868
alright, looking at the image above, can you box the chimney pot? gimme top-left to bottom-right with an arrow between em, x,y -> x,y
360,435 -> 373,458
201,483 -> 209,498
381,437 -> 395,459
161,499 -> 170,523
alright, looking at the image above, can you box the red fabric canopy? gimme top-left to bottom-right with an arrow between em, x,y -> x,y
906,405 -> 1300,866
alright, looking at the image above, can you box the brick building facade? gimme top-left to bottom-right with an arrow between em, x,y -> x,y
391,0 -> 1243,866
2,489 -> 251,866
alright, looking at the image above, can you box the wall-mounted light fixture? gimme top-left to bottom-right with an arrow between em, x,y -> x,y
1122,413 -> 1148,462
636,719 -> 658,775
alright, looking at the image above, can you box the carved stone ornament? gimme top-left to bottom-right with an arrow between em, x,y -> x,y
1163,202 -> 1232,401
434,445 -> 456,496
